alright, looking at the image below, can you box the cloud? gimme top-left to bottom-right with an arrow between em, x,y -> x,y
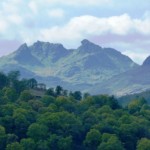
37,14 -> 150,44
48,9 -> 65,18
0,20 -> 8,33
44,0 -> 112,6
0,0 -> 150,64
28,1 -> 38,14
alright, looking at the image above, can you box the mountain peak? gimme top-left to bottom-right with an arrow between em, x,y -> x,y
15,43 -> 29,56
78,39 -> 102,53
81,39 -> 92,45
143,56 -> 150,66
18,43 -> 28,50
32,41 -> 65,50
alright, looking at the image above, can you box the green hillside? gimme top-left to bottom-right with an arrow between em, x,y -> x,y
0,71 -> 150,150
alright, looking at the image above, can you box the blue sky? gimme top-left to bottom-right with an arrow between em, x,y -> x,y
0,0 -> 150,64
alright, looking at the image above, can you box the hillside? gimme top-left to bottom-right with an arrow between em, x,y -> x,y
0,73 -> 150,150
90,56 -> 150,96
0,39 -> 138,94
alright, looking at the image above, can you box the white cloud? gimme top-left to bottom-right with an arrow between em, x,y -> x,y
0,0 -> 150,64
44,0 -> 112,6
28,1 -> 38,14
7,14 -> 23,24
37,14 -> 150,45
48,9 -> 65,18
0,20 -> 8,32
134,18 -> 150,35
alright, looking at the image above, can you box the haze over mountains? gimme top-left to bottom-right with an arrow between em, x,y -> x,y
0,39 -> 149,96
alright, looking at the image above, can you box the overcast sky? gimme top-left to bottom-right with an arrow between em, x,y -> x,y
0,0 -> 150,64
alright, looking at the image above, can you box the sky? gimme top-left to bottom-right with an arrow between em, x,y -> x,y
0,0 -> 150,64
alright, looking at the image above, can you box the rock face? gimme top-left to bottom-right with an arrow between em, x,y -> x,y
0,39 -> 139,95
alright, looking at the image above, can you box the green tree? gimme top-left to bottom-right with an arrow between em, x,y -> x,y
46,88 -> 55,97
27,78 -> 37,89
19,90 -> 33,102
128,98 -> 147,114
7,70 -> 20,82
13,111 -> 30,139
57,136 -> 72,150
6,142 -> 24,150
3,87 -> 18,102
0,72 -> 8,89
137,138 -> 150,150
71,91 -> 82,101
55,86 -> 63,96
98,133 -> 124,150
20,138 -> 36,150
36,140 -> 49,150
28,100 -> 44,111
84,129 -> 101,150
41,95 -> 55,106
27,123 -> 48,141
0,125 -> 6,149
55,96 -> 76,112
6,134 -> 18,144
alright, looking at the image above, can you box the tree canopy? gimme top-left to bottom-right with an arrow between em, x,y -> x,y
0,71 -> 150,149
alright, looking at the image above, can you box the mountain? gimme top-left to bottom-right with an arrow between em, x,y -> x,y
0,39 -> 138,94
90,56 -> 150,96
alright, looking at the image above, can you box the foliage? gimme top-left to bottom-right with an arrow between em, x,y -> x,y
0,71 -> 150,149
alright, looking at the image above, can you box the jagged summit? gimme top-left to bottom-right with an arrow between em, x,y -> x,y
17,43 -> 28,51
0,39 -> 140,95
78,39 -> 102,53
32,40 -> 65,50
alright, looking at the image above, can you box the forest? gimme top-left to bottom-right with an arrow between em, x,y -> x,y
0,71 -> 150,150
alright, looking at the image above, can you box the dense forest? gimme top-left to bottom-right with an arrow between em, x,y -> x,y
0,71 -> 150,150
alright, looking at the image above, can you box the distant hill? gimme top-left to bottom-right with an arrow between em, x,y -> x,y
0,39 -> 140,94
90,56 -> 150,96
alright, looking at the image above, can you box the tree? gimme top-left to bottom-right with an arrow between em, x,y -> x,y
19,90 -> 33,102
0,72 -> 8,89
20,138 -> 36,150
98,133 -> 124,150
36,140 -> 49,150
27,78 -> 37,89
83,92 -> 90,99
55,86 -> 63,96
3,87 -> 18,102
27,123 -> 48,141
37,111 -> 82,137
84,129 -> 101,150
71,91 -> 82,101
28,100 -> 44,111
57,136 -> 72,150
0,125 -> 6,149
13,111 -> 30,139
7,71 -> 20,82
6,134 -> 18,144
128,98 -> 147,114
46,88 -> 55,97
41,95 -> 55,106
55,96 -> 76,112
137,138 -> 150,150
6,142 -> 24,150
48,134 -> 72,150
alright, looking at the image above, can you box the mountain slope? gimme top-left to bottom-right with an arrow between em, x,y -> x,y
91,56 -> 150,96
0,39 -> 138,93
